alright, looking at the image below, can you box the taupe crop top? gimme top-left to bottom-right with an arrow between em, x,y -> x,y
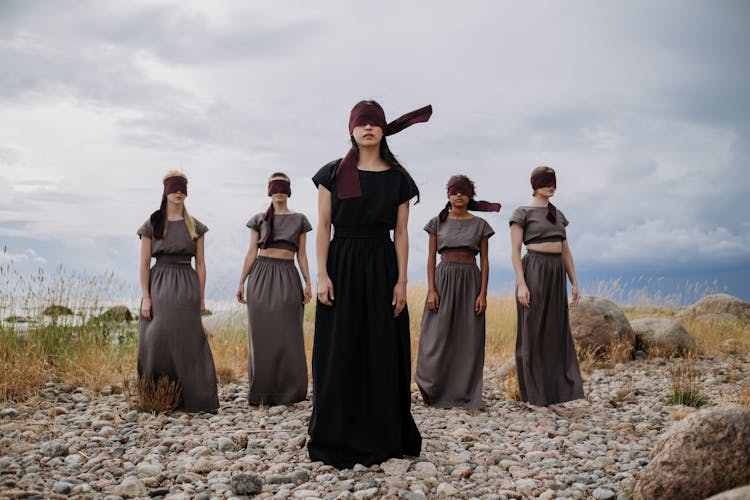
246,212 -> 312,252
508,206 -> 568,245
137,218 -> 208,258
424,215 -> 495,255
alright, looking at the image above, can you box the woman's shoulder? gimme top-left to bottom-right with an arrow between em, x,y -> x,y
190,216 -> 209,236
246,212 -> 264,229
312,159 -> 342,189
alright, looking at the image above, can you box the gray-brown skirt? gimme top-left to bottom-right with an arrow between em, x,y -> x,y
246,256 -> 308,405
516,250 -> 584,406
138,259 -> 219,413
416,260 -> 485,409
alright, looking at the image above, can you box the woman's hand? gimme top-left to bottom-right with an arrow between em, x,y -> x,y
393,281 -> 407,317
475,293 -> 487,316
570,286 -> 580,307
236,284 -> 246,304
426,289 -> 440,311
517,284 -> 531,308
303,282 -> 312,305
141,297 -> 152,320
317,275 -> 334,306
200,298 -> 206,316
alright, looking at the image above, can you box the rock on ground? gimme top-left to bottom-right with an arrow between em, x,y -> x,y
570,296 -> 635,354
631,317 -> 696,356
676,293 -> 750,322
633,404 -> 750,500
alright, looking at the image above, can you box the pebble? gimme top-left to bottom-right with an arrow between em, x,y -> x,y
0,354 -> 748,498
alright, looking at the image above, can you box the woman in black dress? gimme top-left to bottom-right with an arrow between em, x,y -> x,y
509,166 -> 584,412
137,170 -> 219,413
308,100 -> 431,468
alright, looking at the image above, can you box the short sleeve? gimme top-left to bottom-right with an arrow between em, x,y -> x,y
312,160 -> 340,190
423,216 -> 438,235
398,172 -> 419,204
300,214 -> 313,233
481,220 -> 495,239
137,219 -> 153,239
560,210 -> 570,227
193,218 -> 209,238
508,207 -> 527,227
246,213 -> 262,232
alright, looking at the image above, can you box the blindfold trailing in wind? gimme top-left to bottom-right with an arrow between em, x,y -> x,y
150,176 -> 188,240
259,179 -> 292,248
531,171 -> 558,224
335,102 -> 432,199
439,178 -> 501,222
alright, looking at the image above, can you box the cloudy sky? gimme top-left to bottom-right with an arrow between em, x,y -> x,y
1,0 -> 749,302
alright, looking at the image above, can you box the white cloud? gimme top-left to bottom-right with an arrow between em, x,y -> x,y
0,0 -> 748,292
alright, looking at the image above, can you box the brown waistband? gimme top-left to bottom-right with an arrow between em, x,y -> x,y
440,252 -> 476,263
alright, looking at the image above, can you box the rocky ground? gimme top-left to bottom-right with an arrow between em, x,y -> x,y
1,353 -> 749,500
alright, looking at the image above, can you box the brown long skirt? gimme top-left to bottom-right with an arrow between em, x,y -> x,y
516,250 -> 584,406
138,261 -> 219,413
416,261 -> 485,409
246,256 -> 308,405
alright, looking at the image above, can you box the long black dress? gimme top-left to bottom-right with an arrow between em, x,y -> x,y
308,160 -> 422,469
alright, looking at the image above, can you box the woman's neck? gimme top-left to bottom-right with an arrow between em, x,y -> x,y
357,145 -> 388,171
166,202 -> 184,220
448,205 -> 471,219
530,194 -> 549,207
273,200 -> 291,213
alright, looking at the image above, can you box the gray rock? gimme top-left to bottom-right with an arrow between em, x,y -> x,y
569,296 -> 635,355
705,484 -> 750,500
631,318 -> 696,356
592,487 -> 616,499
230,472 -> 262,496
676,294 -> 750,322
634,404 -> 750,500
112,477 -> 148,498
52,481 -> 73,494
42,440 -> 68,458
0,408 -> 19,418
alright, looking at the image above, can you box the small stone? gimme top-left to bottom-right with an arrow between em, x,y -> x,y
436,483 -> 459,497
217,437 -> 235,451
593,487 -> 616,499
112,477 -> 148,498
413,462 -> 438,478
381,458 -> 410,476
42,440 -> 68,458
353,487 -> 379,499
230,472 -> 262,496
52,481 -> 73,494
0,408 -> 18,419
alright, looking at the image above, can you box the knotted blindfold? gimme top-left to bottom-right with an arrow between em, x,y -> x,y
530,171 -> 558,224
439,178 -> 501,222
259,179 -> 292,249
335,102 -> 432,199
150,176 -> 188,240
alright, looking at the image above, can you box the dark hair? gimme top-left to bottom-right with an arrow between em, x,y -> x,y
269,172 -> 290,181
349,100 -> 420,203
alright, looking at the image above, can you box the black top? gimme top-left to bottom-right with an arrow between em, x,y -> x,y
312,159 -> 418,230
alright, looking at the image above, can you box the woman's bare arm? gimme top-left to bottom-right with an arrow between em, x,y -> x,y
392,201 -> 410,317
561,240 -> 580,306
316,186 -> 334,305
236,230 -> 259,303
139,237 -> 153,320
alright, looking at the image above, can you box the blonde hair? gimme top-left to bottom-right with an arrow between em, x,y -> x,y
162,170 -> 198,239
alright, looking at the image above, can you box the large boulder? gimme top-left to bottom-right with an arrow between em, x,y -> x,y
633,404 -> 750,500
569,296 -> 635,355
706,485 -> 750,500
42,304 -> 74,316
631,317 -> 696,357
676,294 -> 750,323
97,306 -> 133,322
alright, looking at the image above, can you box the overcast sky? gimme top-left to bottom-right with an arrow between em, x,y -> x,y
1,0 -> 749,301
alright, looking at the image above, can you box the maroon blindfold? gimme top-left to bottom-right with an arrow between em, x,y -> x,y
530,171 -> 558,224
163,176 -> 188,196
439,180 -> 501,222
531,171 -> 556,190
335,102 -> 432,199
268,179 -> 291,196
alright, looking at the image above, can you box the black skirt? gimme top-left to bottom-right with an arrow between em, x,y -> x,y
308,228 -> 422,468
516,250 -> 585,406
